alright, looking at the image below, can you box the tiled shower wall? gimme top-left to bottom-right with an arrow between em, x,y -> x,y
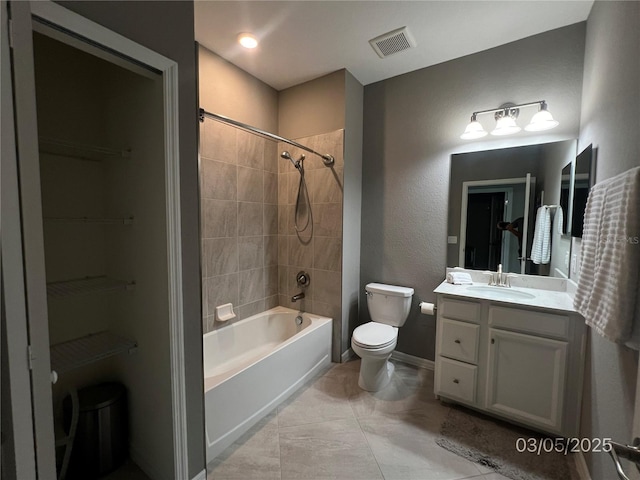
277,130 -> 344,345
200,120 -> 279,332
201,123 -> 344,340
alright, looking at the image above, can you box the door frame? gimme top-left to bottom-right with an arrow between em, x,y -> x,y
460,176 -> 535,274
465,186 -> 514,271
7,1 -> 188,478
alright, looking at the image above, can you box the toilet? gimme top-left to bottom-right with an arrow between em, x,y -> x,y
352,282 -> 414,391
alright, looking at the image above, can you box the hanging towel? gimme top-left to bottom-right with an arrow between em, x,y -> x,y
555,206 -> 564,235
574,166 -> 640,349
530,207 -> 551,264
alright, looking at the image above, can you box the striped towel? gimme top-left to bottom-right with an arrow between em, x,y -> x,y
574,166 -> 640,349
531,207 -> 551,264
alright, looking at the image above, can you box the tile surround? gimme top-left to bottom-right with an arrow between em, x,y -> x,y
200,125 -> 344,337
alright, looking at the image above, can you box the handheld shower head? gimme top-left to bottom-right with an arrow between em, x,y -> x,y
280,151 -> 304,170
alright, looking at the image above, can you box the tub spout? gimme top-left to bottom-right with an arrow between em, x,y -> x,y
291,292 -> 305,302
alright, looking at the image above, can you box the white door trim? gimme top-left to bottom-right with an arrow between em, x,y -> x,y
18,2 -> 188,478
1,2 -> 38,477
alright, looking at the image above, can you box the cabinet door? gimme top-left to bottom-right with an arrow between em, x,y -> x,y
486,328 -> 567,434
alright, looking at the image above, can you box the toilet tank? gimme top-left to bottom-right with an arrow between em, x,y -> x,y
365,283 -> 414,327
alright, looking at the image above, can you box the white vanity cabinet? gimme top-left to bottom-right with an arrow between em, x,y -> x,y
434,293 -> 585,437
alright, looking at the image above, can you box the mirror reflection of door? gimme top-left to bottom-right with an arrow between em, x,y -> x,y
465,191 -> 506,271
461,177 -> 533,274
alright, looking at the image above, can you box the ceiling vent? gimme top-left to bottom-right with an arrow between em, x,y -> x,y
369,26 -> 417,59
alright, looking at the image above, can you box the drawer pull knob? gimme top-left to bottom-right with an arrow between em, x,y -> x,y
453,379 -> 460,384
454,339 -> 461,344
491,338 -> 495,344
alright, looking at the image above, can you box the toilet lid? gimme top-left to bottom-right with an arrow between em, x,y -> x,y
352,322 -> 397,348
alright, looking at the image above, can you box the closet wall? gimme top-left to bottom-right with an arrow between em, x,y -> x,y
34,32 -> 172,479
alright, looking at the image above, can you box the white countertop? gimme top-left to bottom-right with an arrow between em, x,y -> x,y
434,280 -> 578,313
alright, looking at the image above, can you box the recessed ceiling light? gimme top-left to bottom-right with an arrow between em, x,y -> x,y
238,33 -> 258,49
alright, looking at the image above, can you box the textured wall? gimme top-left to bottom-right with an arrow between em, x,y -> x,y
342,72 -> 364,356
361,23 -> 585,360
577,1 -> 640,478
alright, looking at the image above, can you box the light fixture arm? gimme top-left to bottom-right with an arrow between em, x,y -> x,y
470,100 -> 547,119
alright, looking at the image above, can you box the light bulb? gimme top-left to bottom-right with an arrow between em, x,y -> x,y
238,33 -> 258,49
460,120 -> 488,140
525,108 -> 559,131
491,115 -> 521,136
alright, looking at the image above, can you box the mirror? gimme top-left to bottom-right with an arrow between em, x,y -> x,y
559,162 -> 572,235
571,144 -> 593,237
448,139 -> 577,277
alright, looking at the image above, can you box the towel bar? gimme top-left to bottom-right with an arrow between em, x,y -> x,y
609,438 -> 640,480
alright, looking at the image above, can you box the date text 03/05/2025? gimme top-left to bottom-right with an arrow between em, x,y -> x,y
516,437 -> 612,456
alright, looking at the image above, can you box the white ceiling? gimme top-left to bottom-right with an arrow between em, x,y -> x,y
195,1 -> 593,91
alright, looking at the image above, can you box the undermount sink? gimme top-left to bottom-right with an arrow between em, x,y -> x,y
466,285 -> 536,300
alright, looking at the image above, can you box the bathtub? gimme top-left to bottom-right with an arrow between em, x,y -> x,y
203,306 -> 332,462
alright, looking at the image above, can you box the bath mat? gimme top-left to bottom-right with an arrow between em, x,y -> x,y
436,406 -> 576,480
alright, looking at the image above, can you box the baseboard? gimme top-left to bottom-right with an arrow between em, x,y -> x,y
341,348 -> 356,363
574,451 -> 591,480
391,351 -> 435,370
191,469 -> 207,480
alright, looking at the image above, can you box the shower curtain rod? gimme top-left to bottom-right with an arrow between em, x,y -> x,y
199,108 -> 335,167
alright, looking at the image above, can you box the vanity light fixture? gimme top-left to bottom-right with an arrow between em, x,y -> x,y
460,100 -> 559,140
237,33 -> 258,49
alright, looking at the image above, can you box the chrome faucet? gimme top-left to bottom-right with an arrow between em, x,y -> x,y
487,264 -> 512,287
291,292 -> 305,302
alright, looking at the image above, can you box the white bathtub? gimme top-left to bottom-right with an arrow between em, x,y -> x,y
203,306 -> 332,462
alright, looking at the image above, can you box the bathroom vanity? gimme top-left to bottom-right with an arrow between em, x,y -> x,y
433,271 -> 586,437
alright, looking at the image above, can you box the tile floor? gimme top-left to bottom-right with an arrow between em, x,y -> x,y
207,359 -> 514,480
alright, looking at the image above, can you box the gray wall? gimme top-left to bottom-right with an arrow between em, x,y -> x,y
56,1 -> 204,477
199,45 -> 278,131
577,1 -> 640,478
342,71 -> 364,356
278,70 -> 345,139
361,23 -> 585,360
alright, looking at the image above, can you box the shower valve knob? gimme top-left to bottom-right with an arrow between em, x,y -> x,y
296,271 -> 310,287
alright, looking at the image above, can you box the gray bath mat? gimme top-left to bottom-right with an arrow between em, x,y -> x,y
436,407 -> 576,480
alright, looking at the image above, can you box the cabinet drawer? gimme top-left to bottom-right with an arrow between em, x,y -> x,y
439,298 -> 480,323
438,318 -> 480,364
488,306 -> 569,340
436,357 -> 477,404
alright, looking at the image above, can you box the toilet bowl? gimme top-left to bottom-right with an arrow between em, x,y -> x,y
352,283 -> 414,391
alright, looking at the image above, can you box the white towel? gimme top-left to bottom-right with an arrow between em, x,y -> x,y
531,207 -> 551,264
446,272 -> 473,285
574,166 -> 640,349
555,207 -> 564,235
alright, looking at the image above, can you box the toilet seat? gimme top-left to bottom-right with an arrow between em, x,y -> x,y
352,322 -> 397,349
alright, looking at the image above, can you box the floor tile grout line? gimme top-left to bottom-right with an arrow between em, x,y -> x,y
354,414 -> 387,480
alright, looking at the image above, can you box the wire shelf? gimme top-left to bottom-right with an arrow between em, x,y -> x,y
44,216 -> 134,225
50,331 -> 137,374
47,276 -> 135,298
39,137 -> 131,162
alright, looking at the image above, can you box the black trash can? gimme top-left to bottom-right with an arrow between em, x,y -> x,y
65,382 -> 128,479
